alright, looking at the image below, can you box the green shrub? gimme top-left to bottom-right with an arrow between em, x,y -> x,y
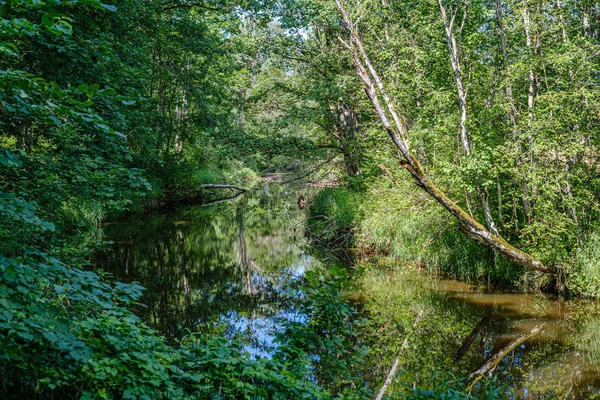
356,179 -> 522,286
0,194 -> 350,399
277,268 -> 371,398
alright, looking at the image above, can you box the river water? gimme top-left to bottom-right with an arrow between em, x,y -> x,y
96,185 -> 600,398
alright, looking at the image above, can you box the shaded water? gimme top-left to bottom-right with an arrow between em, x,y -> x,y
96,185 -> 600,398
96,186 -> 318,344
431,280 -> 600,397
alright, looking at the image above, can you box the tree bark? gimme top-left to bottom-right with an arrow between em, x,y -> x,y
329,99 -> 363,177
334,0 -> 554,274
438,0 -> 499,237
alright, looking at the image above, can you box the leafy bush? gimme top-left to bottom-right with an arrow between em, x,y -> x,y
569,232 -> 600,298
0,189 -> 354,399
277,268 -> 371,398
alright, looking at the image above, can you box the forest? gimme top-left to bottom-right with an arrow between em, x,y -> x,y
2,0 -> 600,398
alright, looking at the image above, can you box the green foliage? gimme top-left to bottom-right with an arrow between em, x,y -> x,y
277,268 -> 371,398
3,0 -> 600,396
272,0 -> 600,289
0,1 -> 328,397
569,232 -> 600,298
307,187 -> 361,246
0,252 -> 178,399
174,334 -> 328,399
0,193 -> 362,398
356,179 -> 522,286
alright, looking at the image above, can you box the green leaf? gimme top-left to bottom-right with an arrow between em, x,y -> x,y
43,332 -> 58,344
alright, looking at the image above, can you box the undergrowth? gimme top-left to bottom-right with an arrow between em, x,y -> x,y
308,180 -> 525,288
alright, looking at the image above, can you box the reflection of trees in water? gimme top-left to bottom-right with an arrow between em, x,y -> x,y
95,187 -> 314,341
362,273 -> 600,398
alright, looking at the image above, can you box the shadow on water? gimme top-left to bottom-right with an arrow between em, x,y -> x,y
96,183 -> 600,398
446,284 -> 600,398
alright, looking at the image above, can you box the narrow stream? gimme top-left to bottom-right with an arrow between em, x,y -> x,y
96,185 -> 600,398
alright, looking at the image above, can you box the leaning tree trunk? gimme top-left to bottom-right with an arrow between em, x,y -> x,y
334,0 -> 554,274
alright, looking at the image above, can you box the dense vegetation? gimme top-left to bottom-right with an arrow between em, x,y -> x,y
298,0 -> 600,295
1,0 -> 600,398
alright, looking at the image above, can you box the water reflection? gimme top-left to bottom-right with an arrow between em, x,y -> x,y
404,276 -> 600,398
96,185 -> 600,398
96,186 -> 318,341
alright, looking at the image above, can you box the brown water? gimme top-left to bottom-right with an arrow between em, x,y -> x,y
95,185 -> 600,398
424,279 -> 600,398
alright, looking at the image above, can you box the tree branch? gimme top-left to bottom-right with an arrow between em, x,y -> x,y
334,0 -> 553,274
199,183 -> 247,192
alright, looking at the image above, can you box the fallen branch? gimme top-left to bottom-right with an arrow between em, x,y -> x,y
375,309 -> 424,400
467,323 -> 543,389
199,191 -> 245,207
199,184 -> 247,192
377,317 -> 393,333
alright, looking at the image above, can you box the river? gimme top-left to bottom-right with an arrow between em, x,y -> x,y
96,184 -> 600,398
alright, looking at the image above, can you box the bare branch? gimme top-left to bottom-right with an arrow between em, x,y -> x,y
200,183 -> 247,192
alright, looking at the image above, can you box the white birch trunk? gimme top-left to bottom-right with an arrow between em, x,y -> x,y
439,0 -> 499,236
334,0 -> 553,274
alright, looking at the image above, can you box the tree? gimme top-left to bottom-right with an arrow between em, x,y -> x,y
334,0 -> 554,273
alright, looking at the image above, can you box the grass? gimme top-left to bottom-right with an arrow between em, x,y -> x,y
307,186 -> 362,247
354,178 -> 524,287
569,232 -> 600,298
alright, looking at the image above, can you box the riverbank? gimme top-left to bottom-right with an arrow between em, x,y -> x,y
306,180 -> 600,299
